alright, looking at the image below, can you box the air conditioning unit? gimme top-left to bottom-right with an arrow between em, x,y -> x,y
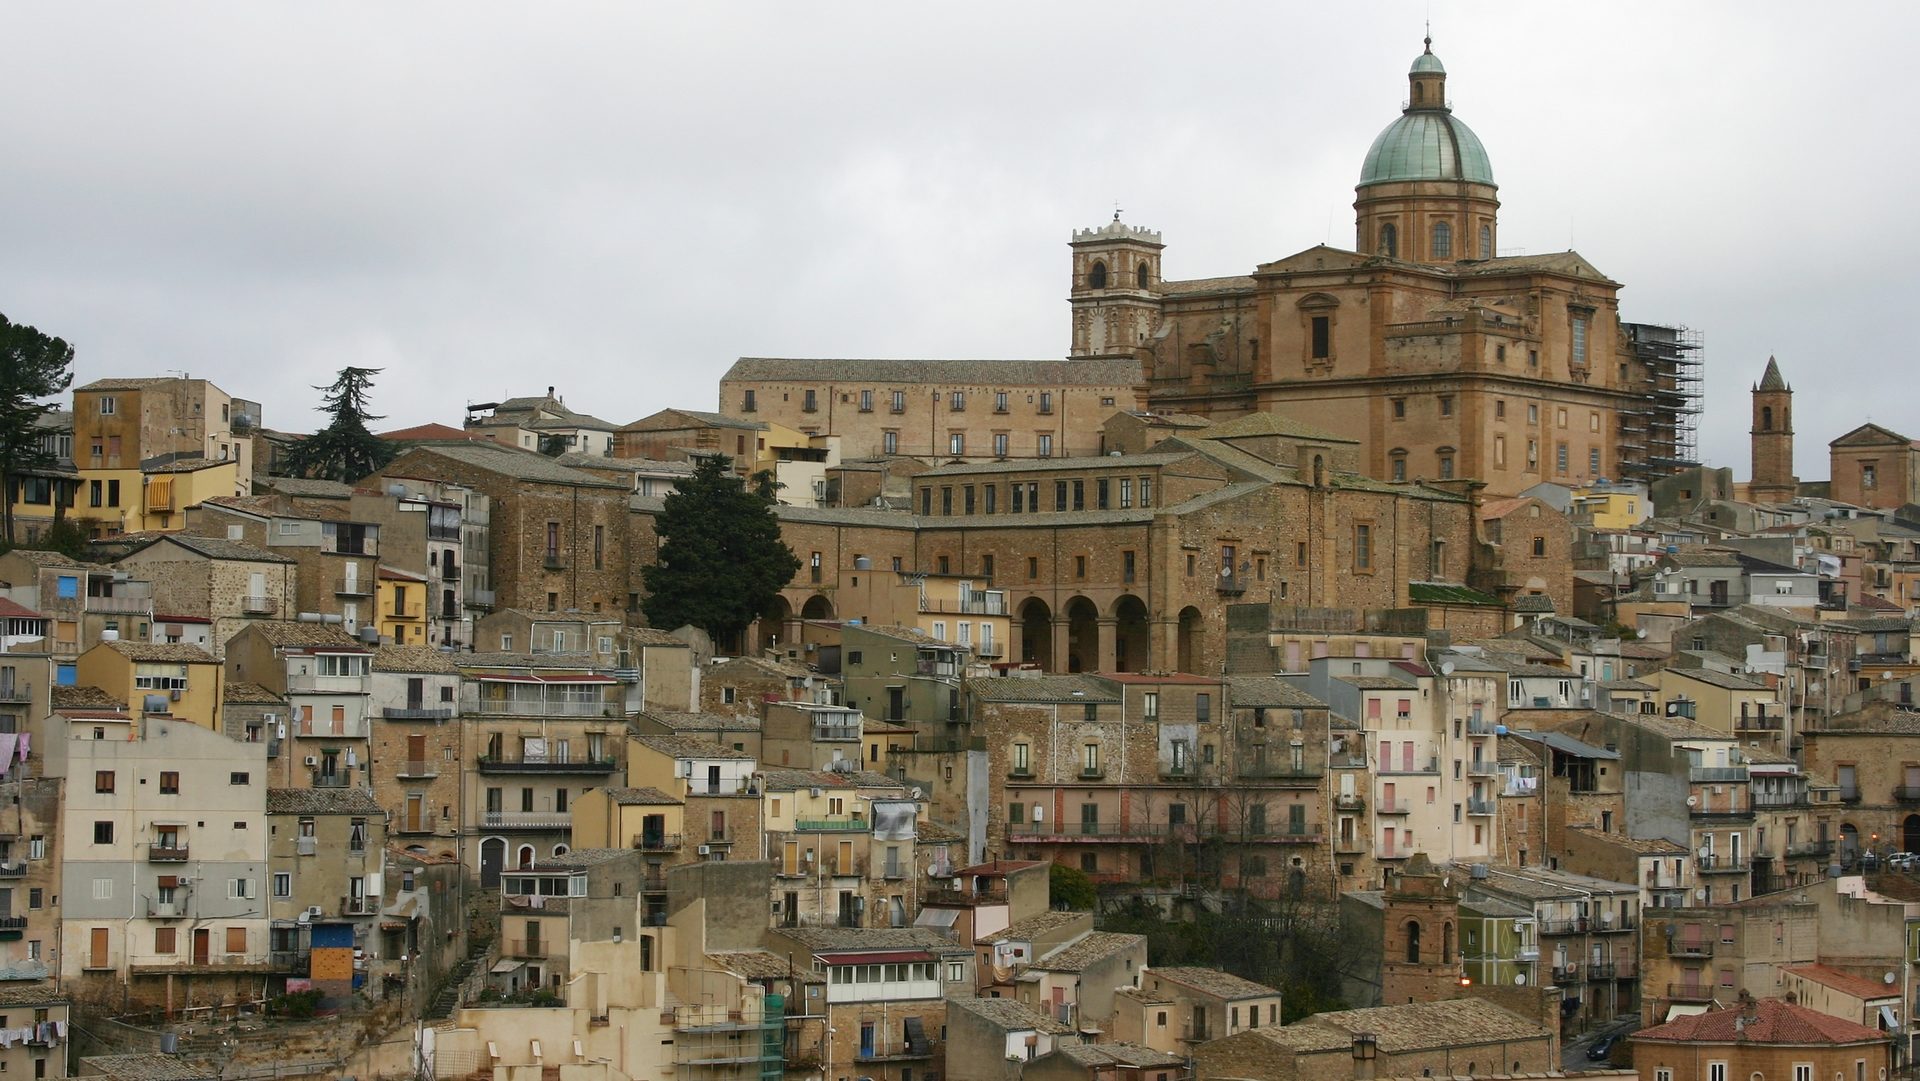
304,756 -> 319,766
169,689 -> 182,702
307,906 -> 324,918
697,845 -> 712,857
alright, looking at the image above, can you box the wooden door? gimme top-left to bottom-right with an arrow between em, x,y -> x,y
407,734 -> 427,772
89,927 -> 108,970
192,928 -> 210,964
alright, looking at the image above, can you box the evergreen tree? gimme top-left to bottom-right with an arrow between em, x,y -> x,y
641,455 -> 800,648
282,366 -> 397,482
0,313 -> 76,545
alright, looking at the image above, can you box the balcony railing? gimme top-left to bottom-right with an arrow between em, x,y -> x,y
241,596 -> 278,615
1695,854 -> 1750,873
1689,766 -> 1749,783
0,684 -> 31,705
1594,916 -> 1637,932
1334,836 -> 1368,854
1217,574 -> 1247,597
382,706 -> 454,721
1466,761 -> 1498,777
1467,800 -> 1496,816
1666,983 -> 1717,1002
309,772 -> 352,789
1895,786 -> 1920,804
396,760 -> 438,779
477,754 -> 618,774
1376,799 -> 1412,815
0,864 -> 26,879
1587,962 -> 1617,980
1008,821 -> 1174,841
85,594 -> 151,614
1785,839 -> 1834,859
795,818 -> 869,833
1381,758 -> 1441,776
145,900 -> 183,919
504,939 -> 549,959
287,673 -> 370,694
1238,765 -> 1322,784
333,577 -> 375,597
461,693 -> 618,718
340,896 -> 376,916
1667,939 -> 1713,959
481,811 -> 571,830
148,844 -> 189,863
1466,719 -> 1498,736
1734,715 -> 1784,731
633,833 -> 683,852
1335,793 -> 1366,812
1539,918 -> 1591,936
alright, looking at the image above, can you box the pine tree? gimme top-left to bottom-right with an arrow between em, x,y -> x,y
283,366 -> 397,482
0,313 -> 76,545
641,455 -> 800,648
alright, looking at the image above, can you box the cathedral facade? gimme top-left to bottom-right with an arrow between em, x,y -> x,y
1070,40 -> 1700,498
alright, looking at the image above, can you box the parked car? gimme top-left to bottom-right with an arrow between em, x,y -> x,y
1587,1033 -> 1622,1061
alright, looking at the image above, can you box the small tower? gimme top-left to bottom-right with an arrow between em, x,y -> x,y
1354,37 -> 1500,264
1749,356 -> 1797,502
1378,853 -> 1463,1004
1068,212 -> 1164,357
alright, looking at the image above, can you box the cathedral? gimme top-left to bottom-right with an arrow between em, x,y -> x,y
1069,38 -> 1702,498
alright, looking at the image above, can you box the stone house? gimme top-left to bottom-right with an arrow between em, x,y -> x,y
366,645 -> 463,843
765,925 -> 974,1081
1190,997 -> 1555,1081
264,787 -> 386,987
492,848 -> 642,1000
620,733 -> 760,863
0,550 -> 154,667
182,496 -> 384,635
1638,893 -> 1819,1026
73,640 -> 223,733
1474,497 -> 1575,616
1628,993 -> 1892,1081
1457,864 -> 1640,1033
565,785 -> 686,927
1124,966 -> 1283,1050
222,622 -> 372,793
112,533 -> 295,656
371,442 -> 635,618
758,767 -> 920,931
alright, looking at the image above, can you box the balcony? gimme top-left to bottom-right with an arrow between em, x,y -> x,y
1695,854 -> 1750,874
269,949 -> 305,972
395,760 -> 438,779
1335,793 -> 1366,812
468,588 -> 496,609
0,684 -> 30,705
1008,821 -> 1174,842
1334,836 -> 1368,855
1688,766 -> 1749,783
0,864 -> 26,879
1376,799 -> 1412,815
1785,839 -> 1834,859
1220,824 -> 1324,844
1079,767 -> 1106,781
633,833 -> 683,852
1381,757 -> 1441,776
296,836 -> 318,856
1466,761 -> 1498,777
1666,983 -> 1717,1003
1667,939 -> 1714,959
382,706 -> 454,721
477,754 -> 618,775
1550,965 -> 1580,984
1734,714 -> 1784,732
1614,958 -> 1638,979
1238,765 -> 1322,785
481,811 -> 571,830
240,594 -> 278,615
811,723 -> 861,743
542,554 -> 567,571
795,818 -> 869,833
129,956 -> 274,977
461,692 -> 618,718
1467,799 -> 1496,816
287,672 -> 371,695
145,899 -> 184,919
340,895 -> 376,916
1539,918 -> 1591,936
1896,786 -> 1920,804
85,594 -> 151,614
441,561 -> 460,582
1217,574 -> 1247,598
1466,719 -> 1498,736
1594,915 -> 1637,933
309,772 -> 352,788
1586,962 -> 1616,980
147,844 -> 190,863
333,577 -> 375,597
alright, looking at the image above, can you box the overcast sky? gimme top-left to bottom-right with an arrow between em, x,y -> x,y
2,3 -> 1910,479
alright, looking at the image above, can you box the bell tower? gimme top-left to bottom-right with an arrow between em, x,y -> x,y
1749,356 -> 1797,503
1068,213 -> 1164,357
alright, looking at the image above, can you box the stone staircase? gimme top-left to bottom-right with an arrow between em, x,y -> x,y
424,936 -> 492,1021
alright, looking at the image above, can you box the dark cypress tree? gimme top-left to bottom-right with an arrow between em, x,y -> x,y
282,366 -> 397,482
641,455 -> 800,648
0,313 -> 76,545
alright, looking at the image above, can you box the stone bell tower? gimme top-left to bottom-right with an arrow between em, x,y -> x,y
1749,356 -> 1797,503
1068,213 -> 1164,357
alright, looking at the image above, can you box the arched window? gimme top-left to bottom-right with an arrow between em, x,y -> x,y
1089,261 -> 1108,289
516,844 -> 535,870
1478,224 -> 1492,259
1762,406 -> 1774,431
1414,83 -> 1425,104
1405,920 -> 1422,963
1379,223 -> 1398,257
1432,221 -> 1452,259
1443,921 -> 1454,963
1136,263 -> 1150,288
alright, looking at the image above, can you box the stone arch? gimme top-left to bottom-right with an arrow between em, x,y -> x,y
515,843 -> 536,871
1176,606 -> 1204,674
1019,598 -> 1053,668
1762,405 -> 1774,431
1136,263 -> 1150,289
480,837 -> 506,888
1112,594 -> 1149,673
1840,823 -> 1861,865
1405,919 -> 1422,964
1064,596 -> 1100,674
1379,222 -> 1398,257
552,843 -> 570,858
1432,220 -> 1453,259
800,594 -> 834,621
1443,920 -> 1454,963
1089,261 -> 1108,289
758,594 -> 794,655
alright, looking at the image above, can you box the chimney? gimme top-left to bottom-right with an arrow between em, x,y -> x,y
1350,1033 -> 1377,1081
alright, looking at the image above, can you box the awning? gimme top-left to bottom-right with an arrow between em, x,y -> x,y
1665,1004 -> 1710,1021
914,908 -> 960,929
1882,1005 -> 1900,1032
819,950 -> 932,966
490,959 -> 526,974
537,673 -> 616,683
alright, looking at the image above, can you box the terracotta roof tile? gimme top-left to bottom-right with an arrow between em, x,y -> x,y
1632,997 -> 1889,1045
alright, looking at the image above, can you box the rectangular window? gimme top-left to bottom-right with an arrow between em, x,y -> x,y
950,391 -> 965,412
226,927 -> 247,953
1072,481 -> 1085,511
1571,314 -> 1590,364
93,821 -> 113,845
1055,481 -> 1068,511
1096,479 -> 1110,509
1028,557 -> 1039,580
984,486 -> 996,514
802,389 -> 817,412
1311,316 -> 1330,359
95,771 -> 114,794
948,433 -> 965,456
229,772 -> 249,785
1038,391 -> 1053,414
1122,550 -> 1136,583
891,390 -> 906,413
1011,484 -> 1024,513
98,396 -> 116,415
883,430 -> 899,454
1354,524 -> 1372,571
993,433 -> 1008,457
155,927 -> 175,954
1556,443 -> 1569,475
859,389 -> 873,412
1142,693 -> 1158,720
273,872 -> 292,898
1589,448 -> 1601,475
1037,433 -> 1053,458
1119,478 -> 1132,508
920,488 -> 932,515
981,553 -> 994,576
941,488 -> 953,515
1438,395 -> 1453,417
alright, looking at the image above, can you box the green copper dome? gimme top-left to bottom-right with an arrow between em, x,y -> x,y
1410,50 -> 1445,74
1358,109 -> 1495,189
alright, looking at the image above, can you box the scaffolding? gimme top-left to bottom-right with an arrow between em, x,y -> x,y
1618,322 -> 1703,482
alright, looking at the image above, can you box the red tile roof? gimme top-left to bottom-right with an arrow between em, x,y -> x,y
1632,998 -> 1888,1045
1782,964 -> 1898,1002
0,598 -> 46,620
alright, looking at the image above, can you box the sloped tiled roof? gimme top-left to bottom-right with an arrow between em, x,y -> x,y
1781,964 -> 1899,1002
1148,966 -> 1282,1000
222,681 -> 286,705
1632,997 -> 1888,1045
601,786 -> 682,806
631,734 -> 756,760
52,685 -> 125,710
1030,931 -> 1143,973
126,533 -> 294,564
968,675 -> 1120,704
390,442 -> 627,488
1298,997 -> 1549,1053
103,641 -> 219,664
266,788 -> 383,815
244,623 -> 364,650
979,910 -> 1088,945
372,645 -> 459,674
723,357 -> 1140,387
948,994 -> 1074,1034
1223,676 -> 1328,709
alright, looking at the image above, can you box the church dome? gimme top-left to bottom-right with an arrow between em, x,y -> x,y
1409,51 -> 1445,75
1358,111 -> 1495,188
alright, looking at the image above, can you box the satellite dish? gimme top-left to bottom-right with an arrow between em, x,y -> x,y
1637,629 -> 1648,639
1441,662 -> 1456,676
1886,972 -> 1899,985
1514,973 -> 1527,986
1685,796 -> 1699,807
1694,887 -> 1708,900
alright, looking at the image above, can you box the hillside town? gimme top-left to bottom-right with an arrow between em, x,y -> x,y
4,34 -> 1919,1081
